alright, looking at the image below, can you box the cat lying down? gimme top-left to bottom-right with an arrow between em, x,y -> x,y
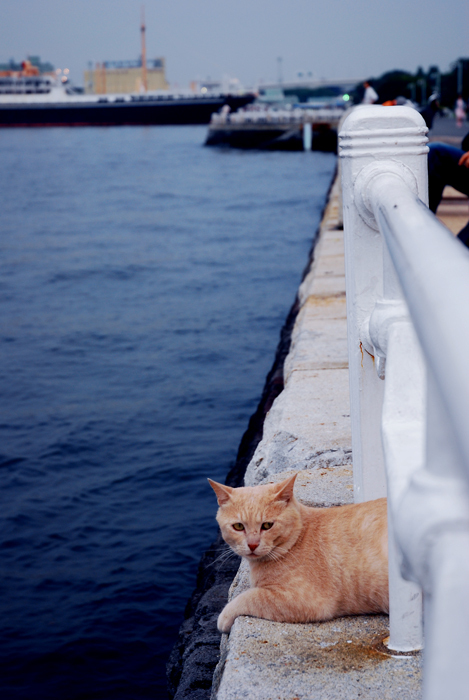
208,473 -> 388,633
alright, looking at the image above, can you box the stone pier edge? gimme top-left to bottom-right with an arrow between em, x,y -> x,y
169,130 -> 467,698
166,168 -> 338,700
210,171 -> 424,700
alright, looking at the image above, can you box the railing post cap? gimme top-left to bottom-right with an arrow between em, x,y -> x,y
339,105 -> 428,160
340,104 -> 427,134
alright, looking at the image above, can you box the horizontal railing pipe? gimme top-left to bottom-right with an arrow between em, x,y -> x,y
369,174 -> 469,475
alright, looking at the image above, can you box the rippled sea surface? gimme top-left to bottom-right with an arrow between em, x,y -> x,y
0,126 -> 335,699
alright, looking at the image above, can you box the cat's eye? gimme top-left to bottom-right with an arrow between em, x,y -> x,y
261,522 -> 273,530
232,523 -> 245,531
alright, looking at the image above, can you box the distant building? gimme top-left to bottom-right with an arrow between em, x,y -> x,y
0,56 -> 55,76
84,59 -> 168,94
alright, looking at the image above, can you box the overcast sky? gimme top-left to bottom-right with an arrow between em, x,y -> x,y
2,0 -> 468,88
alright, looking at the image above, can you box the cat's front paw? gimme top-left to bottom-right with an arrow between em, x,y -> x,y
217,605 -> 236,633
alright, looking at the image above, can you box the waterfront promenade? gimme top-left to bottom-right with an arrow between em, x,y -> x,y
211,154 -> 468,699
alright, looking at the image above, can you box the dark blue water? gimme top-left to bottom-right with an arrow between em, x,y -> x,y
0,126 -> 335,699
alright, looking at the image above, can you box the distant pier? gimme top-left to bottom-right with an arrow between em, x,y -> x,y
205,105 -> 343,151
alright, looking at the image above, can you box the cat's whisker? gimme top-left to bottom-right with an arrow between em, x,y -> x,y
278,546 -> 301,559
207,546 -> 239,568
266,548 -> 282,560
266,551 -> 282,563
217,548 -> 239,563
266,547 -> 298,564
269,545 -> 296,561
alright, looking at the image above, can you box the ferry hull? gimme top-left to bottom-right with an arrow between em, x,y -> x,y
0,94 -> 256,127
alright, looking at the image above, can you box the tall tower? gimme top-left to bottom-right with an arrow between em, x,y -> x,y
141,6 -> 147,92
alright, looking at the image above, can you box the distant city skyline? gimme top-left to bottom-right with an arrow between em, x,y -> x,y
2,0 -> 468,88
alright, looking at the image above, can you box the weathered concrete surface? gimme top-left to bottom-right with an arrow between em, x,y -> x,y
244,369 -> 352,484
245,178 -> 352,488
213,175 -> 424,699
215,616 -> 421,700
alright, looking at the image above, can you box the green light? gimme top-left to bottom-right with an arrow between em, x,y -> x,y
343,94 -> 350,102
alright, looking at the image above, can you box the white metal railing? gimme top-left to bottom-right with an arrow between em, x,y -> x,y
339,105 -> 469,699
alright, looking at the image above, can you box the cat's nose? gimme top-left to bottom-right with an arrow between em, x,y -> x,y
248,543 -> 258,552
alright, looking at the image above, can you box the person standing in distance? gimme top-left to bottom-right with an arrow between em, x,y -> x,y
362,81 -> 378,104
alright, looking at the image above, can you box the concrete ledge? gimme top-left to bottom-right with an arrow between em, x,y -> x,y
245,178 -> 352,488
212,174 -> 423,699
244,369 -> 352,485
216,616 -> 421,700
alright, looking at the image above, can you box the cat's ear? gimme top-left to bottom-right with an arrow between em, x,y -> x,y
208,479 -> 234,506
272,473 -> 298,503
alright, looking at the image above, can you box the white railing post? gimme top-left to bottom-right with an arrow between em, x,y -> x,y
380,318 -> 425,651
339,105 -> 428,502
339,105 -> 427,651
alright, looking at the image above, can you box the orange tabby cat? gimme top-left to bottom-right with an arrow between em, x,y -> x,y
208,473 -> 388,633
